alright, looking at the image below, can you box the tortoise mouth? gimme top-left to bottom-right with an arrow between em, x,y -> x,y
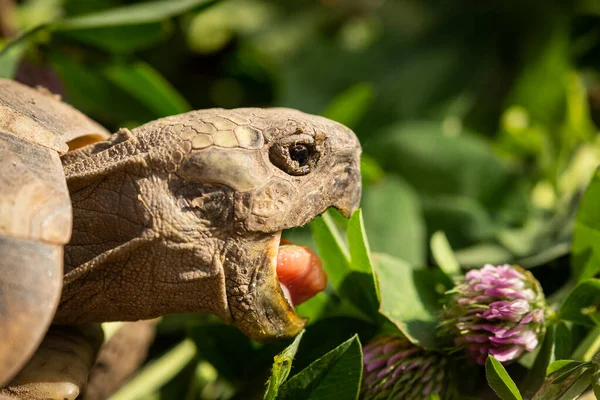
276,236 -> 327,307
267,229 -> 327,317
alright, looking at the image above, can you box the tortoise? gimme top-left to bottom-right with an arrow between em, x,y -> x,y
0,79 -> 361,398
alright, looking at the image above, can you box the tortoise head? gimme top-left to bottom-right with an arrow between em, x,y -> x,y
59,108 -> 361,341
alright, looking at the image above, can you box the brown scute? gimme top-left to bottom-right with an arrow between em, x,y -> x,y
0,79 -> 109,154
0,237 -> 63,387
0,131 -> 72,244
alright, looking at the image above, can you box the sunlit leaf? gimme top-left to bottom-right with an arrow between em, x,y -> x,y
264,330 -> 304,400
104,62 -> 191,117
360,154 -> 385,186
521,322 -> 571,398
321,83 -> 374,129
571,327 -> 600,361
555,368 -> 594,400
431,230 -> 460,277
362,177 -> 426,266
278,335 -> 362,400
485,355 -> 523,400
507,21 -> 569,126
48,51 -> 154,124
559,279 -> 600,326
0,40 -> 25,79
0,23 -> 51,79
455,242 -> 514,269
373,253 -> 448,349
55,23 -> 167,53
57,0 -> 216,30
533,363 -> 594,400
309,213 -> 350,290
572,167 -> 600,281
343,209 -> 379,316
547,360 -> 584,376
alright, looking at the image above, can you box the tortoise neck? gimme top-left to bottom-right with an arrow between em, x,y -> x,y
63,168 -> 153,274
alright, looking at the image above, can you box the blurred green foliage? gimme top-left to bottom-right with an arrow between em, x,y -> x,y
5,0 -> 600,398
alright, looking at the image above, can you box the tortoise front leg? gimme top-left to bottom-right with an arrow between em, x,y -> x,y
83,320 -> 157,400
0,324 -> 103,400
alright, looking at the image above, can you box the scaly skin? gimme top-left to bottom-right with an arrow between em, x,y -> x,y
56,108 -> 362,341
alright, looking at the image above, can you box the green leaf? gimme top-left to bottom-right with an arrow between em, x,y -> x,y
564,72 -> 596,142
0,23 -> 52,79
371,124 -> 514,202
48,51 -> 155,124
55,23 -> 167,53
592,347 -> 600,367
278,335 -> 362,400
57,0 -> 216,30
534,358 -> 595,400
547,360 -> 583,376
373,253 -> 447,349
361,177 -> 426,266
342,210 -> 380,316
422,195 -> 498,249
188,322 -> 256,383
264,330 -> 304,400
289,318 -> 376,374
431,230 -> 460,277
550,362 -> 592,385
572,167 -> 600,281
370,123 -> 518,250
485,355 -> 523,400
0,40 -> 25,79
321,83 -> 374,129
554,322 -> 572,360
521,321 -> 571,397
533,363 -> 592,400
109,339 -> 197,400
507,20 -> 569,127
309,212 -> 375,322
293,292 -> 330,323
104,62 -> 191,117
522,325 -> 557,398
555,368 -> 595,400
572,327 -> 600,361
294,289 -> 371,324
455,242 -> 514,269
360,154 -> 385,187
347,210 -> 375,276
309,213 -> 350,290
559,279 -> 600,326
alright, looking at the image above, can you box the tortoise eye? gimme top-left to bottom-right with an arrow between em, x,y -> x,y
269,140 -> 319,176
289,144 -> 310,166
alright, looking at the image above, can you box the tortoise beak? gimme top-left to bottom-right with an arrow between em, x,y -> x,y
225,232 -> 306,342
248,231 -> 307,341
331,156 -> 362,218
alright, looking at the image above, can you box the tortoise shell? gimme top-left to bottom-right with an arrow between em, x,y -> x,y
0,79 -> 109,386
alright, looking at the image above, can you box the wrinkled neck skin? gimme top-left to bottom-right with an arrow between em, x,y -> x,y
54,134 -> 288,333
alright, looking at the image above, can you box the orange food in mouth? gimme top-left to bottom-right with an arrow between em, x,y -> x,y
276,240 -> 327,306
